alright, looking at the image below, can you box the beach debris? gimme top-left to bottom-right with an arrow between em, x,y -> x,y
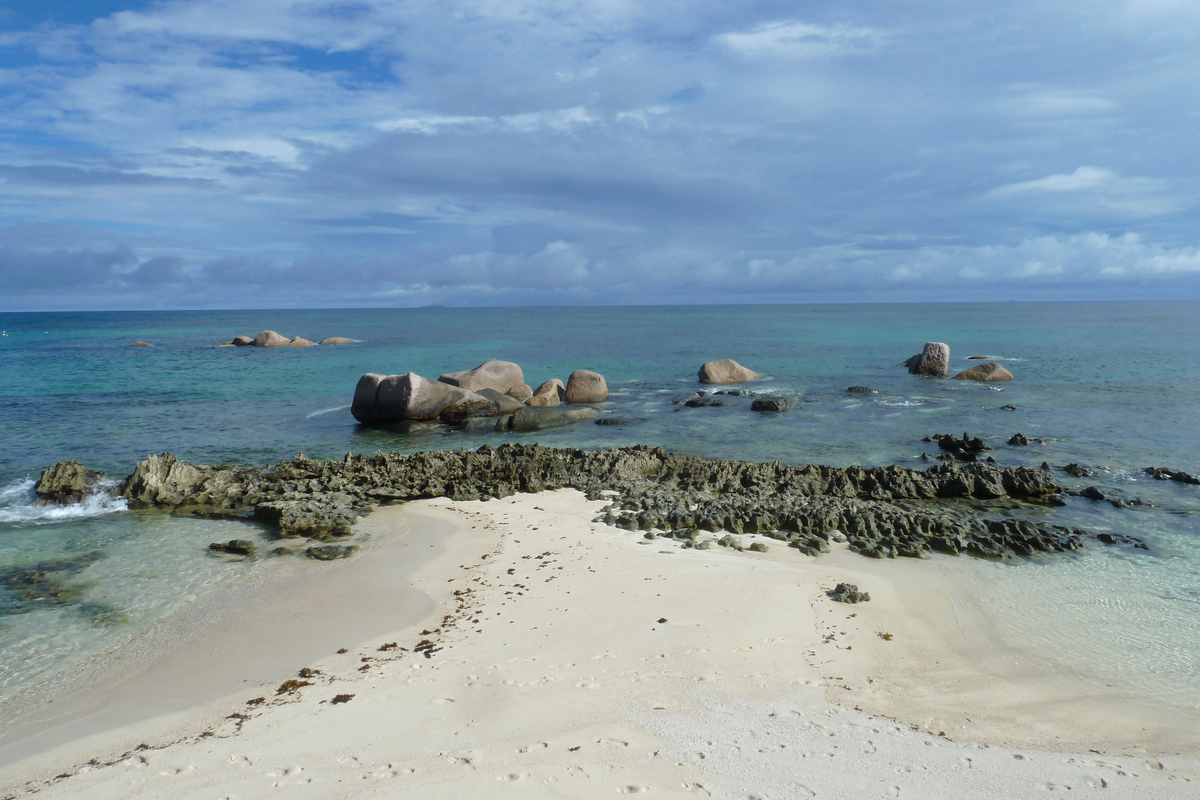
750,396 -> 795,413
877,631 -> 893,640
35,459 -> 107,504
276,679 -> 312,695
1008,433 -> 1029,446
330,693 -> 355,704
904,342 -> 950,377
208,539 -> 256,556
698,359 -> 762,384
246,697 -> 265,706
952,362 -> 1013,382
298,667 -> 320,678
565,369 -> 609,403
657,618 -> 668,623
829,583 -> 870,603
1146,467 -> 1200,485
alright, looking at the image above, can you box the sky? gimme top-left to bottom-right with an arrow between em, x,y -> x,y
1,0 -> 1199,310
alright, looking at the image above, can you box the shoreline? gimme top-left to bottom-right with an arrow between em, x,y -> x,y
2,489 -> 1197,799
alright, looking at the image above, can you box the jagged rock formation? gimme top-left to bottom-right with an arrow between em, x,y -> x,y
35,460 -> 107,504
54,444 -> 1085,562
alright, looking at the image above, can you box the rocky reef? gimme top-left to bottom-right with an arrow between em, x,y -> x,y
33,443 -> 1106,562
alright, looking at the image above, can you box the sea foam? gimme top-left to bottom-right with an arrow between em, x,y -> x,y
0,479 -> 128,524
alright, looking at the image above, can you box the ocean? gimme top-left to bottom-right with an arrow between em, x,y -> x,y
1,303 -> 1198,719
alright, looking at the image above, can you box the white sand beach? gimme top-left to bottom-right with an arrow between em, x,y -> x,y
1,489 -> 1197,799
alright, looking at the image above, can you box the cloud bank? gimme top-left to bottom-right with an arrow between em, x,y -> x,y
0,1 -> 1197,309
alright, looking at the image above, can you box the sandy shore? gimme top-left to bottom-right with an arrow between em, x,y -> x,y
2,489 -> 1197,799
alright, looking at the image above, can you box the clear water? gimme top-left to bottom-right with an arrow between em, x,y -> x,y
0,303 -> 1197,712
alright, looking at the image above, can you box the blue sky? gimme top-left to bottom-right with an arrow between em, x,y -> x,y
1,0 -> 1199,310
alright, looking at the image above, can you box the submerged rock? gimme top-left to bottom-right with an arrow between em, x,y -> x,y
209,539 -> 256,556
36,460 -> 107,504
306,544 -> 359,560
751,396 -> 794,413
320,337 -> 356,345
128,341 -> 154,347
952,362 -> 1013,382
1146,467 -> 1200,485
511,406 -> 600,432
846,386 -> 874,394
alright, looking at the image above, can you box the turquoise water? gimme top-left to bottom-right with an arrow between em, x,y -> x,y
0,303 -> 1198,713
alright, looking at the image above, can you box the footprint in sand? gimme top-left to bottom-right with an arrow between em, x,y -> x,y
564,765 -> 589,778
1086,776 -> 1109,789
517,742 -> 549,753
362,763 -> 414,779
951,757 -> 972,770
596,738 -> 630,749
682,783 -> 712,796
619,786 -> 648,793
158,765 -> 197,776
228,755 -> 253,767
498,772 -> 529,781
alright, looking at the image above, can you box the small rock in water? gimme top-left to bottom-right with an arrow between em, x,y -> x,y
1145,467 -> 1200,485
306,544 -> 359,560
750,396 -> 794,413
829,583 -> 870,603
1095,532 -> 1149,550
595,417 -> 639,426
1007,432 -> 1029,446
1078,486 -> 1107,501
846,386 -> 874,394
932,432 -> 990,456
999,404 -> 1017,411
685,396 -> 729,408
1063,463 -> 1093,478
209,539 -> 256,556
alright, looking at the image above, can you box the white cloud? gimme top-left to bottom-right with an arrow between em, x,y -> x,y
989,166 -> 1117,196
716,20 -> 883,59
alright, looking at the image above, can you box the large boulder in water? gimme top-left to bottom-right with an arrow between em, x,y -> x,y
320,337 -> 355,345
374,373 -> 470,422
510,406 -> 600,432
904,342 -> 950,377
952,362 -> 1013,382
698,359 -> 762,385
231,335 -> 254,346
438,360 -> 524,394
526,379 -> 564,407
565,370 -> 608,403
351,373 -> 385,423
253,330 -> 290,347
35,460 -> 106,504
287,336 -> 315,347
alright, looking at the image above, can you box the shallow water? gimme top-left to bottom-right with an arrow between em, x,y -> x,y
0,302 -> 1197,713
